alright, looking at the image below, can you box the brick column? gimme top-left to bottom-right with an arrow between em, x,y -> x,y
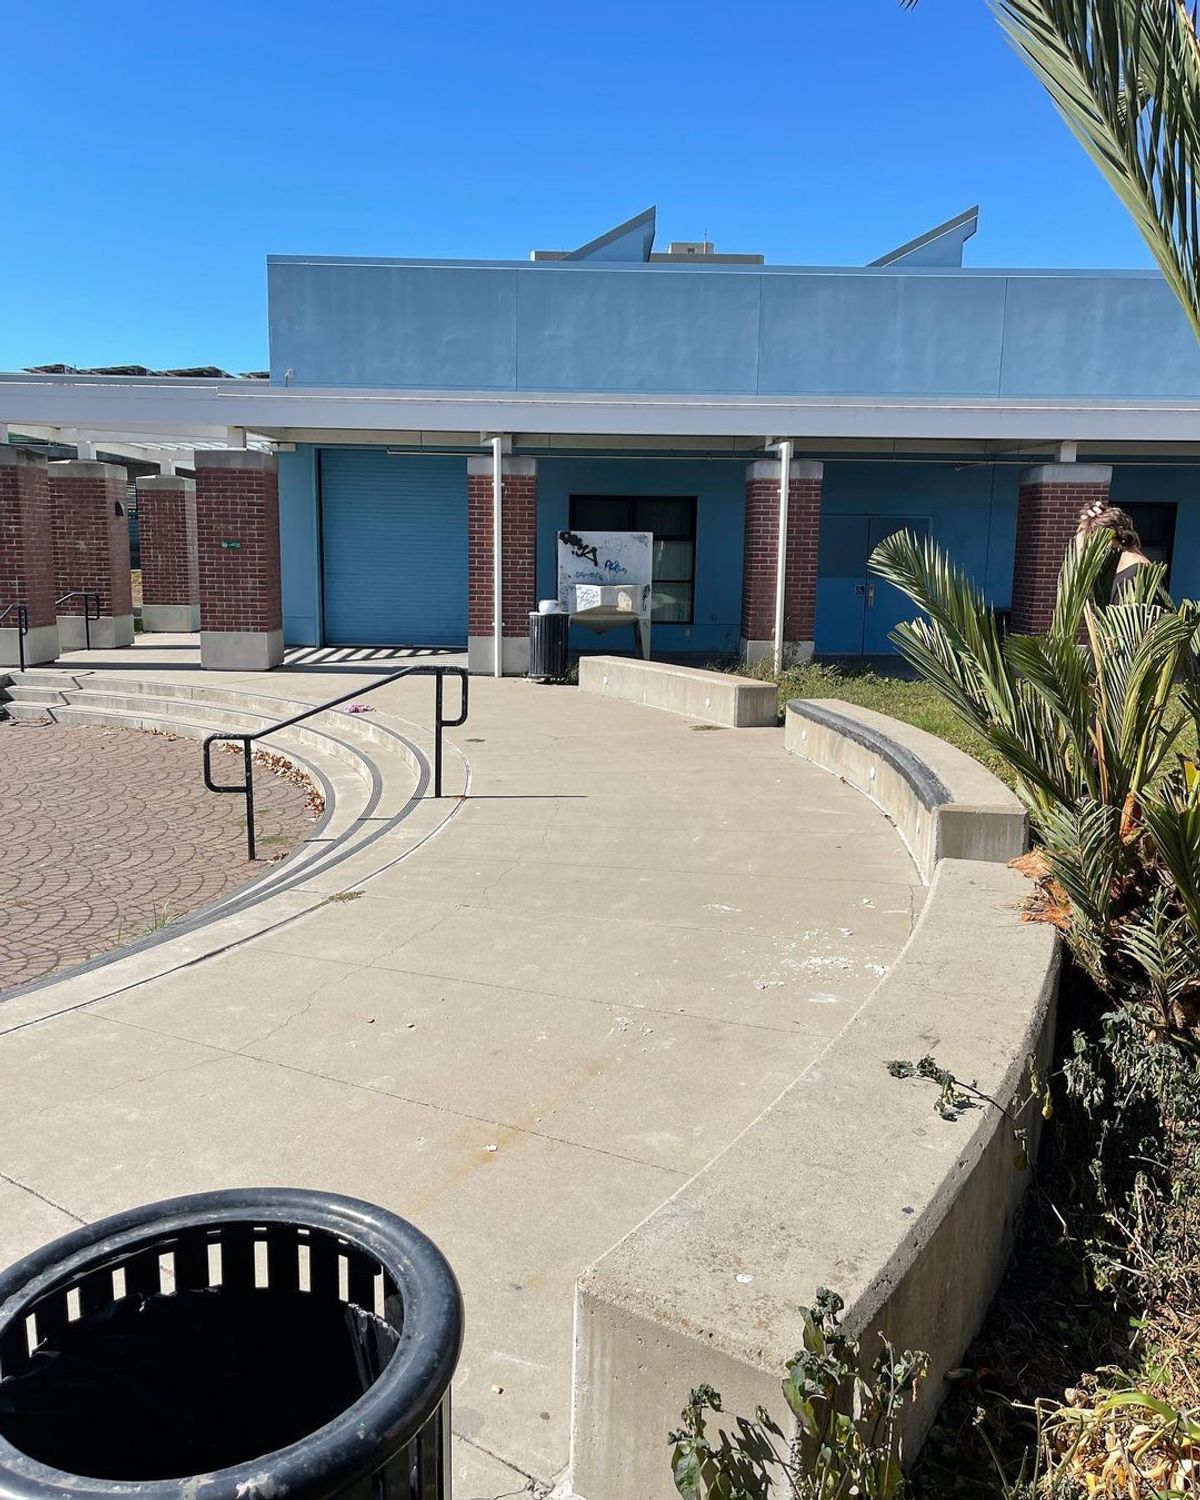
466,455 -> 537,674
47,460 -> 134,650
740,458 -> 822,666
1011,463 -> 1112,634
0,446 -> 59,667
136,475 -> 199,632
194,451 -> 282,670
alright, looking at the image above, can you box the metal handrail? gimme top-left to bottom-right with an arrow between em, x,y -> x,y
0,603 -> 29,673
202,664 -> 469,860
55,590 -> 101,651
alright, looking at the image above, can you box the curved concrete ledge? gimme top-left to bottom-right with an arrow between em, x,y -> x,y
578,656 -> 777,727
785,699 -> 1027,881
570,857 -> 1058,1500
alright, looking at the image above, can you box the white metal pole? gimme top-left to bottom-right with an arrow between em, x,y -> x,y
773,439 -> 793,676
492,435 -> 504,678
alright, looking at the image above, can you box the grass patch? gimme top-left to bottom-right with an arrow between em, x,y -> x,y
735,658 -> 1019,787
733,657 -> 1198,796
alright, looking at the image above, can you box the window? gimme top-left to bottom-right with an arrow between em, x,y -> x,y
1122,502 -> 1177,580
569,495 -> 696,623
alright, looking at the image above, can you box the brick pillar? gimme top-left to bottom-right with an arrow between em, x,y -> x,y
1010,463 -> 1112,634
466,455 -> 537,675
47,460 -> 134,650
0,446 -> 59,667
136,475 -> 200,632
740,458 -> 822,666
194,451 -> 282,671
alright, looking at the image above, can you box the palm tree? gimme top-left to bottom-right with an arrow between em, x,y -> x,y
904,0 -> 1200,340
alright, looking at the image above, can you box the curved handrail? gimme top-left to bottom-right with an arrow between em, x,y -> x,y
202,664 -> 468,859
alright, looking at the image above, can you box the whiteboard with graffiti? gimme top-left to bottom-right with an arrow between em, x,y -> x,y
556,530 -> 653,602
556,530 -> 654,657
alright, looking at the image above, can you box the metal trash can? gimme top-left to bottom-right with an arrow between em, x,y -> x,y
528,610 -> 569,682
0,1189 -> 463,1500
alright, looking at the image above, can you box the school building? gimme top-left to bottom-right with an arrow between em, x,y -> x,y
3,204 -> 1200,673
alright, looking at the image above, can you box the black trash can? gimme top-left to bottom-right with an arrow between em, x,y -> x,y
0,1189 -> 463,1500
528,610 -> 569,682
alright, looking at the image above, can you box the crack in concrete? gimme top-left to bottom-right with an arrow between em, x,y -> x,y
0,1170 -> 87,1226
453,1432 -> 553,1498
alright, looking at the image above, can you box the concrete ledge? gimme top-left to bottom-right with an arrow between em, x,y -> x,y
0,625 -> 58,668
200,628 -> 284,671
0,445 -> 47,469
47,460 -> 127,482
135,475 -> 196,495
741,637 -> 814,668
468,634 -> 530,676
570,859 -> 1059,1500
1020,462 -> 1112,486
578,656 -> 777,728
191,450 -> 277,472
57,614 -> 134,652
142,603 -> 201,633
785,699 -> 1027,882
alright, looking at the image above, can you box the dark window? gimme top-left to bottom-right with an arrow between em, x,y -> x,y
1122,502 -> 1177,579
568,495 -> 696,623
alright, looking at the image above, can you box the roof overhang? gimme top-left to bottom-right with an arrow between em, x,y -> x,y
4,373 -> 1200,452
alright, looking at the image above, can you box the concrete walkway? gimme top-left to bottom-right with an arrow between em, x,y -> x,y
0,640 -> 924,1499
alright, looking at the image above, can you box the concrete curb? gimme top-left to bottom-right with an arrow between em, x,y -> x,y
578,657 -> 777,728
785,698 -> 1028,881
569,858 -> 1058,1500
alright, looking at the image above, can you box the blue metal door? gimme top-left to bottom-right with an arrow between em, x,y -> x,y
320,450 -> 468,646
815,515 -> 871,654
815,514 -> 929,655
864,516 -> 928,654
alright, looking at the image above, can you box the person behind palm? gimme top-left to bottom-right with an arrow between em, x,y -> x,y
1076,502 -> 1154,596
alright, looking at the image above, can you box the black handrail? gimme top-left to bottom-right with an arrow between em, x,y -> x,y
203,665 -> 469,860
55,590 -> 101,650
0,603 -> 29,673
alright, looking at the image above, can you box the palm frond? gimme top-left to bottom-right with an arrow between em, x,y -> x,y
1051,528 -> 1119,640
1143,777 -> 1200,936
992,0 -> 1200,341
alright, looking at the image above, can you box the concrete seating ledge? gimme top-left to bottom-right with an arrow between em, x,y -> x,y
785,698 -> 1028,882
577,656 -> 778,728
570,857 -> 1059,1500
569,704 -> 1053,1500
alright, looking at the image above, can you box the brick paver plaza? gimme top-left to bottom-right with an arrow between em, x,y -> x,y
0,719 -> 316,990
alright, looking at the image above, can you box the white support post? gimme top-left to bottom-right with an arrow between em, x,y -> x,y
492,434 -> 504,679
772,439 -> 793,676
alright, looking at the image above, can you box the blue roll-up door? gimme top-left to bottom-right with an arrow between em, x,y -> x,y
320,450 -> 468,645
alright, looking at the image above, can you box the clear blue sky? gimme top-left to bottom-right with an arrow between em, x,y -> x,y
1,0 -> 1155,374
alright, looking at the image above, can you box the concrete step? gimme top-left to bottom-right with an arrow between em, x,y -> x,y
7,670 -> 433,796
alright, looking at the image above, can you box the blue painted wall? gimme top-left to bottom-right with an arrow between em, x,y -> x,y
268,257 -> 1200,400
534,457 -> 746,656
276,446 -> 1200,655
815,462 -> 1017,654
278,445 -> 322,645
1109,464 -> 1200,600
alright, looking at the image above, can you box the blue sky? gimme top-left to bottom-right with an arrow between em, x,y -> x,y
2,0 -> 1155,373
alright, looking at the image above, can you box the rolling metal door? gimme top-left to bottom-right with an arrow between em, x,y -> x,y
320,450 -> 468,645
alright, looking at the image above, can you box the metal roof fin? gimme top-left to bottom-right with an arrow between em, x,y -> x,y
869,206 -> 979,268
